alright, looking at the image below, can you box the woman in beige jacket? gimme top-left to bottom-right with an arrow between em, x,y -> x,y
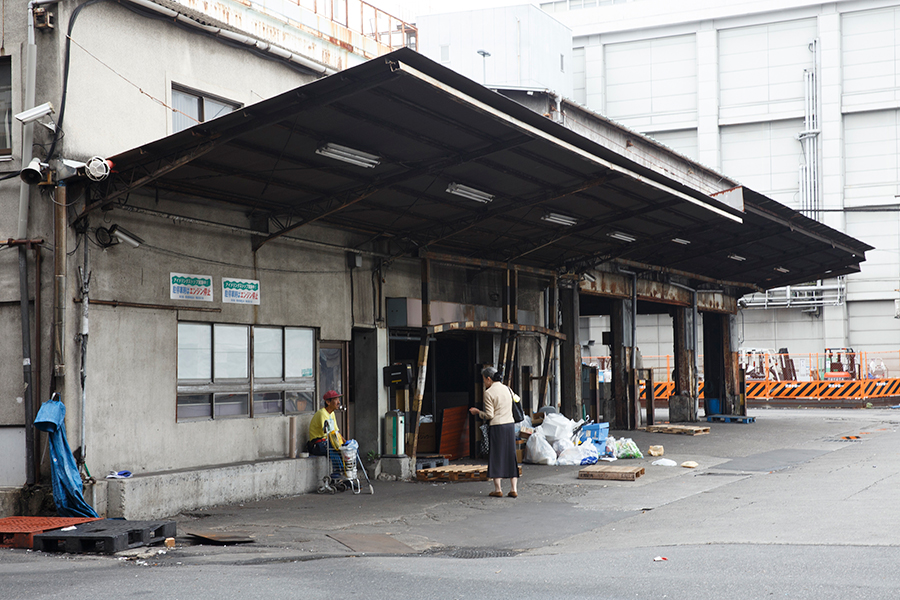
469,366 -> 519,497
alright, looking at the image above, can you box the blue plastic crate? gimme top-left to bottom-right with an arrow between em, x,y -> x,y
580,422 -> 609,444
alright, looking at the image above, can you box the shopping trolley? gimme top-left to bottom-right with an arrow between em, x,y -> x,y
317,430 -> 374,495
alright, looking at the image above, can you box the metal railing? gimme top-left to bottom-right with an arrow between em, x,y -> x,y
294,0 -> 417,50
583,350 -> 900,403
740,278 -> 845,309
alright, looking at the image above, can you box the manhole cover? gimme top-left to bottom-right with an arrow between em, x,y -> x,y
427,547 -> 521,559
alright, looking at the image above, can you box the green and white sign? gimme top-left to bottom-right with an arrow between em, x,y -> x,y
223,277 -> 260,305
170,273 -> 213,302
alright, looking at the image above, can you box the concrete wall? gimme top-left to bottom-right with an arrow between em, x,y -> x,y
67,194 -> 367,477
60,2 -> 320,166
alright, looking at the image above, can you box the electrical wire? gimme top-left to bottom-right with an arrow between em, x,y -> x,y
140,242 -> 347,275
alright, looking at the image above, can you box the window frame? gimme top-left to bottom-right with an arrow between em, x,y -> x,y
171,85 -> 241,133
0,56 -> 12,157
176,321 -> 317,422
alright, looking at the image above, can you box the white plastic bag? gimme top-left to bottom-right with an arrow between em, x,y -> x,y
604,436 -> 617,457
538,413 -> 581,444
652,458 -> 677,467
525,431 -> 557,465
557,442 -> 600,465
552,438 -> 575,456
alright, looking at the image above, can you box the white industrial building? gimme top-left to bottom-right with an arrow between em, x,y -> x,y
419,0 -> 900,372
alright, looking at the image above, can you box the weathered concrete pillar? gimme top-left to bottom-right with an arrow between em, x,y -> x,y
671,306 -> 697,422
611,298 -> 633,428
558,285 -> 581,419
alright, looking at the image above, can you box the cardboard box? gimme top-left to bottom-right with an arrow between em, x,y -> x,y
530,413 -> 544,426
516,439 -> 526,464
518,426 -> 534,440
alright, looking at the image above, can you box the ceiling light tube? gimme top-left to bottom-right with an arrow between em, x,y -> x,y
608,231 -> 636,243
728,253 -> 746,262
541,212 -> 578,226
446,182 -> 494,203
775,266 -> 790,273
315,143 -> 381,168
672,238 -> 691,245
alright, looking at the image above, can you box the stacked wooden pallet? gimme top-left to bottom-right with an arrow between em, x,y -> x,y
416,464 -> 522,482
577,465 -> 645,481
645,424 -> 710,436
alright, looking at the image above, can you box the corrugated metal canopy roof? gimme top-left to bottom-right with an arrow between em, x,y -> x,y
82,48 -> 871,294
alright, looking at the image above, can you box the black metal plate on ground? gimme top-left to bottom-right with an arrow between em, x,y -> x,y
184,530 -> 255,544
33,519 -> 176,554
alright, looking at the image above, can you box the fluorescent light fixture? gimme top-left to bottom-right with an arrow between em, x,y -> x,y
672,238 -> 691,245
446,182 -> 494,203
582,272 -> 596,283
109,224 -> 144,248
607,231 -> 636,243
728,253 -> 746,262
15,102 -> 54,124
315,143 -> 381,168
775,266 -> 790,273
541,212 -> 578,226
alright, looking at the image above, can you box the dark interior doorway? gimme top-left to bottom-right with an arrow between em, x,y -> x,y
390,332 -> 474,457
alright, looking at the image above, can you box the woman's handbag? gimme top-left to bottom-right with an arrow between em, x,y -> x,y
509,387 -> 525,423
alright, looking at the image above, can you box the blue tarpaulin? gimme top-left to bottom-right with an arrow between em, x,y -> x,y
33,395 -> 98,518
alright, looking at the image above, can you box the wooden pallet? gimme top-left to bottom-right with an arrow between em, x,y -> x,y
706,414 -> 756,424
416,464 -> 522,482
578,465 -> 645,481
645,424 -> 710,436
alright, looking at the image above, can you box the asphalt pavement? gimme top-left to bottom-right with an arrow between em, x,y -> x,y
4,407 -> 900,599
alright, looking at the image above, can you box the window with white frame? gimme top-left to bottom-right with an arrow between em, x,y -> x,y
172,86 -> 239,133
176,322 -> 316,422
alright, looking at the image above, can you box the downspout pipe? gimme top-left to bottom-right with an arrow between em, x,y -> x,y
17,0 -> 49,487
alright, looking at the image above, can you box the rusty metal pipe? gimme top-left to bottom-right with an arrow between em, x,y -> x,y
54,184 -> 66,381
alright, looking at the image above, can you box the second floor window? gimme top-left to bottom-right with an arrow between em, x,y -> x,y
172,87 -> 239,133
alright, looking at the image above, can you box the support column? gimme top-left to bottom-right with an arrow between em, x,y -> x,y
671,306 -> 697,422
558,284 -> 581,419
538,278 -> 557,408
409,258 -> 430,470
611,298 -> 633,428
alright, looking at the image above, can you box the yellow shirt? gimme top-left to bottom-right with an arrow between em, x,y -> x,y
308,408 -> 337,440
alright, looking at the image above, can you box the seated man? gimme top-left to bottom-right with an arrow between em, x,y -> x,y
307,390 -> 342,456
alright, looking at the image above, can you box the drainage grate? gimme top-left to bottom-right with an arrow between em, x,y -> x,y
426,547 -> 521,559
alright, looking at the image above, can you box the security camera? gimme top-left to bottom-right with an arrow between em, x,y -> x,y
108,224 -> 144,248
15,102 -> 54,124
20,157 -> 46,185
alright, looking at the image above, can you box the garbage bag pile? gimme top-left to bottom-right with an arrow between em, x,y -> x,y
522,412 -> 646,466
